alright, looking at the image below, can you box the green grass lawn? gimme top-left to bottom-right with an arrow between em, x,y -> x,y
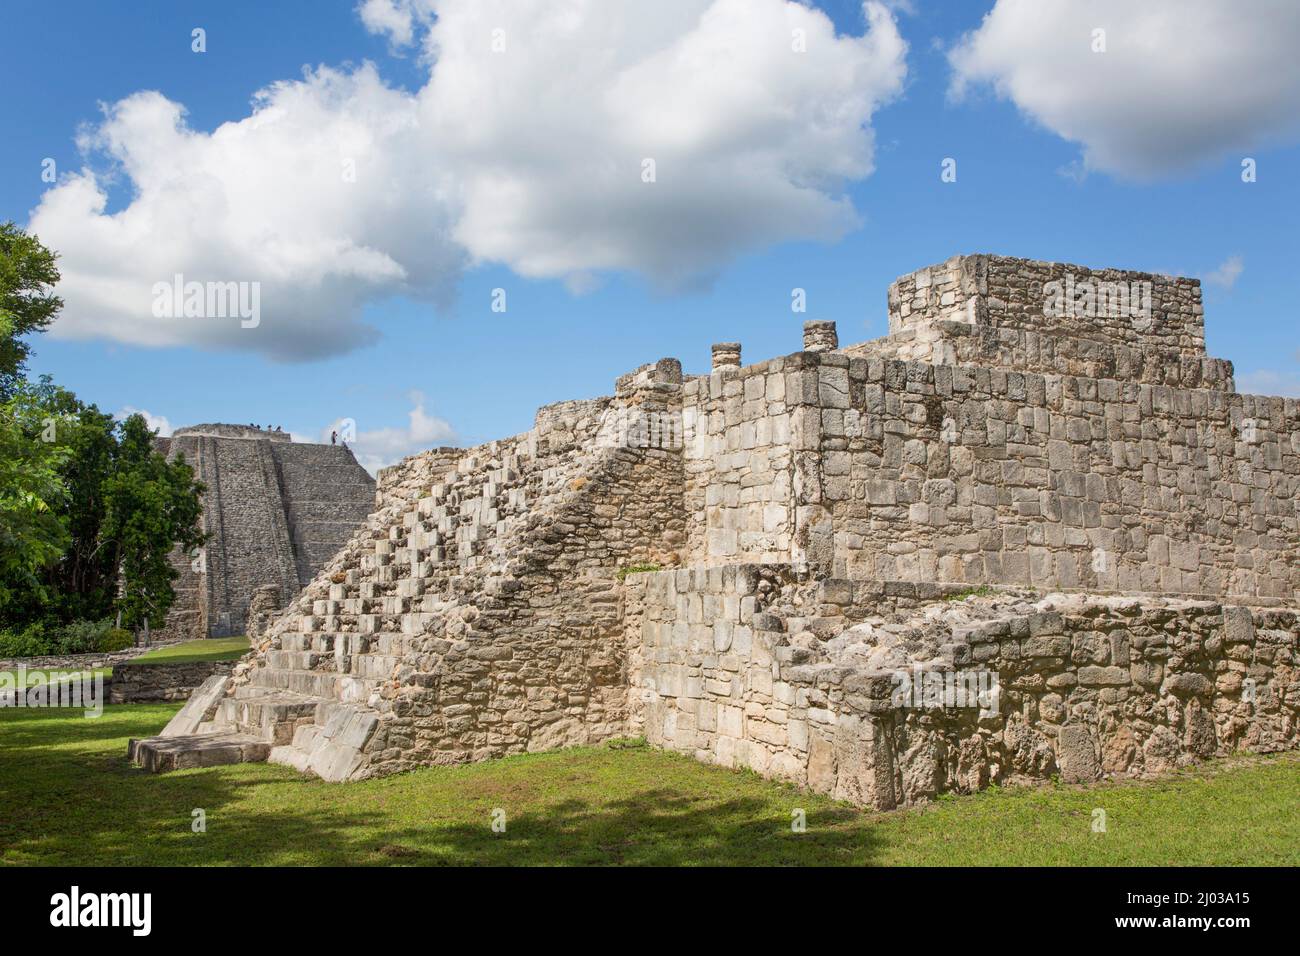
118,635 -> 251,667
1,702 -> 1296,866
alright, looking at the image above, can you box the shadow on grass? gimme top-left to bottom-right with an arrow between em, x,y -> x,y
0,705 -> 876,866
388,791 -> 868,866
3,774 -> 872,867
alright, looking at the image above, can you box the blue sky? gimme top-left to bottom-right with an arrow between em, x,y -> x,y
3,0 -> 1297,470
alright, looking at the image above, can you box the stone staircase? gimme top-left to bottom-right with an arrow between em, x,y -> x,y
130,397 -> 623,779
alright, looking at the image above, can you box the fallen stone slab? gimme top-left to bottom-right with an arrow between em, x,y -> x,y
128,732 -> 270,772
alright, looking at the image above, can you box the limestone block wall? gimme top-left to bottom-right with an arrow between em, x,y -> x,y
877,255 -> 1215,387
803,354 -> 1300,599
848,320 -> 1235,392
889,254 -> 1205,352
681,356 -> 803,565
156,427 -> 375,639
628,567 -> 1299,809
684,349 -> 1300,601
109,659 -> 237,704
681,351 -> 1300,600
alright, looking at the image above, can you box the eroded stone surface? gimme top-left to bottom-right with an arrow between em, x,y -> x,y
153,426 -> 375,641
142,254 -> 1300,805
128,732 -> 269,772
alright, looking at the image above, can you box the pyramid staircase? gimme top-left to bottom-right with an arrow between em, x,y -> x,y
130,394 -> 642,778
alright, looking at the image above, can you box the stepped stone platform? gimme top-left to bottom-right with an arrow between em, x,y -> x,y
131,254 -> 1300,808
152,424 -> 375,642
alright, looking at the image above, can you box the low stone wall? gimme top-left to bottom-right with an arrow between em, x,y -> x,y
109,659 -> 238,704
627,565 -> 1299,809
0,644 -> 180,673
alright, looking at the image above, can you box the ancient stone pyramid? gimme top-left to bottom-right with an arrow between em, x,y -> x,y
131,254 -> 1299,808
153,424 -> 375,641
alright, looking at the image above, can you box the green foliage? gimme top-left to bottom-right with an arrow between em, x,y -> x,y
0,386 -> 71,613
47,619 -> 103,654
0,221 -> 62,400
0,226 -> 206,637
944,585 -> 996,601
101,414 -> 206,633
47,618 -> 113,654
616,563 -> 662,581
31,380 -> 120,622
97,628 -> 135,653
0,622 -> 51,658
0,619 -> 131,657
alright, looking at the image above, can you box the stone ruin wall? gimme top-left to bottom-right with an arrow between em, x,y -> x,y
178,253 -> 1298,806
681,342 -> 1299,601
811,354 -> 1296,597
857,255 -> 1232,390
636,255 -> 1298,804
885,253 -> 1206,354
154,425 -> 375,640
626,566 -> 1297,808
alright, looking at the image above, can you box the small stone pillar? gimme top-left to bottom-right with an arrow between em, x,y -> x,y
712,342 -> 741,370
803,321 -> 838,353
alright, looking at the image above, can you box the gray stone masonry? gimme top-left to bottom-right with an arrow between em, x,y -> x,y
803,320 -> 839,352
110,659 -> 237,704
153,426 -> 375,641
133,254 -> 1300,808
712,343 -> 741,370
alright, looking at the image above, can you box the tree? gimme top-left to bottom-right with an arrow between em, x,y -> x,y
101,415 -> 206,638
0,225 -> 207,639
0,221 -> 62,400
26,376 -> 120,622
0,374 -> 71,614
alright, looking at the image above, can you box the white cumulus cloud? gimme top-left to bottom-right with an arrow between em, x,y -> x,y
29,0 -> 907,360
357,0 -> 421,48
320,391 -> 457,473
116,405 -> 174,437
31,66 -> 464,361
1236,369 -> 1300,399
1203,255 -> 1244,290
948,0 -> 1300,179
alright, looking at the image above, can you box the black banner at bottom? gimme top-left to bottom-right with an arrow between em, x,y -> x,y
0,866 -> 1285,941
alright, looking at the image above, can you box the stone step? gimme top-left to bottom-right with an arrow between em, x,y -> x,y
128,733 -> 270,773
348,654 -> 401,679
265,649 -> 321,670
264,641 -> 400,680
281,633 -> 336,653
268,704 -> 379,782
247,667 -> 384,700
221,690 -> 320,743
286,632 -> 404,656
